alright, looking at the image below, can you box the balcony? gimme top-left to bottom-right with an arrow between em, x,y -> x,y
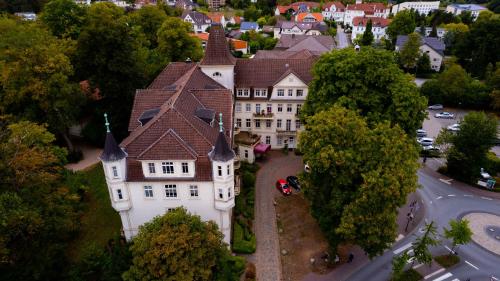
234,155 -> 241,170
253,111 -> 274,119
276,129 -> 297,136
234,174 -> 241,195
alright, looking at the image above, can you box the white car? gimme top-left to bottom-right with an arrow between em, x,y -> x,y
428,104 -> 444,110
416,129 -> 427,138
435,112 -> 454,119
417,137 -> 434,146
447,124 -> 460,132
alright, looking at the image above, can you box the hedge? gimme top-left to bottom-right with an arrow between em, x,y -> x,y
232,222 -> 256,254
435,254 -> 460,268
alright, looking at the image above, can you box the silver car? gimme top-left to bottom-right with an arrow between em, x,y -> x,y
435,112 -> 454,119
428,104 -> 443,110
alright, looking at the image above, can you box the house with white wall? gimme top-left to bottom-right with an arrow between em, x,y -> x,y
391,1 -> 440,16
273,21 -> 326,38
396,34 -> 445,71
322,2 -> 345,22
181,10 -> 212,33
446,4 -> 486,20
351,16 -> 390,43
344,2 -> 389,27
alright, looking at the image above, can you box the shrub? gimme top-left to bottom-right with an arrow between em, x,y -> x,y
214,255 -> 246,281
245,262 -> 256,280
486,152 -> 500,174
232,222 -> 256,254
434,254 -> 460,268
242,171 -> 256,190
391,268 -> 422,281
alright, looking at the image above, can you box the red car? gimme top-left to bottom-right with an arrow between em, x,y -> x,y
276,179 -> 292,195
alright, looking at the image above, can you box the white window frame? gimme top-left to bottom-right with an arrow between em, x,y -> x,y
181,162 -> 189,174
189,185 -> 199,198
112,166 -> 118,178
277,89 -> 284,96
144,186 -> 154,198
246,119 -> 251,128
277,104 -> 283,112
162,162 -> 174,174
266,136 -> 271,144
236,118 -> 242,128
277,119 -> 282,128
117,189 -> 123,200
287,104 -> 293,112
245,103 -> 251,112
255,119 -> 261,128
218,165 -> 222,176
164,184 -> 177,198
148,163 -> 156,174
266,119 -> 272,128
255,88 -> 268,97
235,102 -> 242,112
296,89 -> 303,97
236,88 -> 250,97
218,188 -> 224,199
288,89 -> 293,96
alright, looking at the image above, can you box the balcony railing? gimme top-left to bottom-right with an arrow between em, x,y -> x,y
253,111 -> 274,119
276,129 -> 297,136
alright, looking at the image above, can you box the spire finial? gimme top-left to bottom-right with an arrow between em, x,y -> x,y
104,113 -> 110,133
219,113 -> 223,133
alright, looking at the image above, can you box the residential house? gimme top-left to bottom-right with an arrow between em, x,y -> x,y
351,16 -> 390,43
207,12 -> 226,27
100,24 -> 318,244
207,0 -> 225,9
173,0 -> 198,10
273,21 -> 327,39
275,2 -> 321,16
343,2 -> 389,27
396,35 -> 445,71
414,26 -> 447,39
100,26 -> 237,244
191,33 -> 248,54
391,1 -> 440,16
446,4 -> 486,20
240,22 -> 260,32
228,16 -> 242,25
322,2 -> 346,22
274,34 -> 335,52
295,12 -> 324,22
181,11 -> 212,33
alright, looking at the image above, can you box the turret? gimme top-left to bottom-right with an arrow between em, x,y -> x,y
209,113 -> 236,212
200,24 -> 236,91
99,113 -> 130,211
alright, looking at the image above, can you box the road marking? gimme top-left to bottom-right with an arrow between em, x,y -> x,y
424,268 -> 445,279
430,200 -> 433,204
439,178 -> 452,185
413,263 -> 424,269
464,194 -> 473,197
436,196 -> 443,200
492,276 -> 499,281
432,272 -> 453,281
396,234 -> 405,242
465,260 -> 479,270
481,196 -> 493,200
444,245 -> 452,252
451,279 -> 459,281
447,194 -> 456,197
393,242 -> 412,254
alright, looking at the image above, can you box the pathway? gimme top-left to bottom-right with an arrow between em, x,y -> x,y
336,25 -> 350,49
254,151 -> 303,281
65,142 -> 102,171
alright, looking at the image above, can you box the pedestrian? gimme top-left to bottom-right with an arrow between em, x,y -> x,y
423,155 -> 427,164
348,253 -> 354,263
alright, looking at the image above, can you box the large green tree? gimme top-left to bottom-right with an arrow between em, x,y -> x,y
123,208 -> 240,281
387,10 -> 416,42
39,0 -> 88,39
455,12 -> 500,77
75,2 -> 147,142
412,221 -> 440,266
156,17 -> 203,63
299,106 -> 420,257
399,32 -> 421,71
0,16 -> 85,151
0,120 -> 80,280
437,111 -> 497,183
303,48 -> 427,135
127,5 -> 167,49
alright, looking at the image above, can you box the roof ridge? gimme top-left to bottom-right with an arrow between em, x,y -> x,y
172,107 -> 214,148
137,128 -> 198,159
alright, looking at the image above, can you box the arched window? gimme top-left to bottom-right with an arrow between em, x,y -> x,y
213,72 -> 222,77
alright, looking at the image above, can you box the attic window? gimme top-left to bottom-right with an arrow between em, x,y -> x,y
195,108 -> 215,125
213,72 -> 222,77
138,108 -> 160,126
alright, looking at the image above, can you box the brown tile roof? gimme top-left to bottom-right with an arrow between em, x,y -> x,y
347,3 -> 387,14
121,63 -> 233,182
296,12 -> 323,22
200,24 -> 236,66
234,57 -> 316,88
253,49 -> 320,59
323,2 -> 345,12
275,34 -> 335,52
353,16 -> 390,27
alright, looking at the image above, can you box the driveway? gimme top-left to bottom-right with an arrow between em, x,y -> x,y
336,25 -> 350,49
254,151 -> 303,281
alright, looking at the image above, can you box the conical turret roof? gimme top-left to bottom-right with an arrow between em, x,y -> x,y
201,23 -> 236,66
210,131 -> 235,162
100,132 -> 127,162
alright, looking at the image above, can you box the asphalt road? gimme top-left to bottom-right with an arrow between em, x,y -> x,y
336,25 -> 350,49
347,169 -> 500,281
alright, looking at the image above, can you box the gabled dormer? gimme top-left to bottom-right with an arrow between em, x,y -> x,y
270,70 -> 308,100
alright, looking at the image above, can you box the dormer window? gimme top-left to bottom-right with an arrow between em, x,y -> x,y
162,162 -> 174,174
254,89 -> 268,97
213,72 -> 222,77
148,163 -> 156,174
236,88 -> 250,97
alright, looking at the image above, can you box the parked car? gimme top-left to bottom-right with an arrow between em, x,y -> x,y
416,129 -> 427,138
422,145 -> 439,151
286,176 -> 301,191
276,179 -> 292,195
447,123 -> 460,132
417,137 -> 434,146
428,104 -> 443,110
435,112 -> 454,119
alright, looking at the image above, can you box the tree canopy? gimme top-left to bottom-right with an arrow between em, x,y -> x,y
156,17 -> 203,63
360,20 -> 374,46
399,32 -> 421,71
387,10 -> 417,41
123,208 -> 236,281
39,0 -> 88,39
303,47 -> 427,135
444,219 -> 472,252
299,106 -> 420,257
437,111 -> 497,183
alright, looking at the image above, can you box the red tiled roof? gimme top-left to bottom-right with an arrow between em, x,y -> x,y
200,24 -> 236,66
296,12 -> 323,22
121,63 -> 233,182
277,5 -> 293,13
353,16 -> 390,27
347,2 -> 387,13
190,32 -> 209,41
207,12 -> 225,23
323,2 -> 345,12
231,39 -> 247,50
234,58 -> 316,88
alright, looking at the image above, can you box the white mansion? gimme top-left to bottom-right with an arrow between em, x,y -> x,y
100,24 -> 317,243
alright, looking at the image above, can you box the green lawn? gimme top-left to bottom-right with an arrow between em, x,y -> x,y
65,164 -> 122,262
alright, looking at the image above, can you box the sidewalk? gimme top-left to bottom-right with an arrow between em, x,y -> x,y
65,143 -> 102,171
302,191 -> 425,281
